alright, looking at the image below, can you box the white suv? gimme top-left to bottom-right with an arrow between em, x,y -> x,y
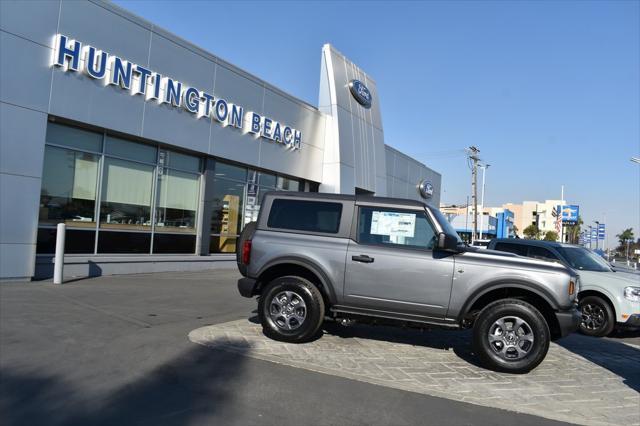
488,239 -> 640,337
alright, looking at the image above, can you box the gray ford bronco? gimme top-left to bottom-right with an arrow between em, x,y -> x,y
237,192 -> 581,373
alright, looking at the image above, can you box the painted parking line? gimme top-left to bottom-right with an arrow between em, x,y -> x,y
189,319 -> 640,426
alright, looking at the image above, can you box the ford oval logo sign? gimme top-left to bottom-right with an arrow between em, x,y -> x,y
348,79 -> 372,109
417,180 -> 434,199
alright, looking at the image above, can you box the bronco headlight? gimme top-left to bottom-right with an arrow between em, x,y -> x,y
624,286 -> 640,302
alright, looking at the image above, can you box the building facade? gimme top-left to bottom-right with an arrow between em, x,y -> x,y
0,0 -> 441,280
502,200 -> 566,238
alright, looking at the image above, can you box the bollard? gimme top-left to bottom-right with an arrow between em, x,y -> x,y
53,223 -> 65,284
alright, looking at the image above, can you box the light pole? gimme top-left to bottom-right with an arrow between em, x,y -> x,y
588,225 -> 593,250
478,164 -> 490,240
594,221 -> 599,250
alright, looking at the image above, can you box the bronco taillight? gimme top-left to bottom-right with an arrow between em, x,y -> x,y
242,240 -> 252,264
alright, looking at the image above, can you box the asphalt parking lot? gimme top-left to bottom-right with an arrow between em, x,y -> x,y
1,270 -> 638,426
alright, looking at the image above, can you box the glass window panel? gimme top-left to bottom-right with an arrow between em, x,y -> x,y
276,176 -> 300,191
46,122 -> 103,152
100,157 -> 154,230
160,149 -> 200,173
244,185 -> 271,225
153,233 -> 196,254
210,178 -> 245,253
213,161 -> 246,181
105,136 -> 157,163
267,199 -> 342,234
258,172 -> 276,188
97,231 -> 150,253
357,207 -> 436,249
155,169 -> 199,233
39,146 -> 99,226
36,228 -> 96,254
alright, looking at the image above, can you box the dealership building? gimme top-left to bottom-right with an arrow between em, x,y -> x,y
0,0 -> 441,280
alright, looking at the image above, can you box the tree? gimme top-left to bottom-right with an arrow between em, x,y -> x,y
616,228 -> 634,247
543,231 -> 559,241
512,224 -> 519,237
565,216 -> 583,244
523,224 -> 540,239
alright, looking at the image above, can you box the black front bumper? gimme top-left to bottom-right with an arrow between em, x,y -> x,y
238,277 -> 258,298
555,307 -> 582,338
623,314 -> 640,328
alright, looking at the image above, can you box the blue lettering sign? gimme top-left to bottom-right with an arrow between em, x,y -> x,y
54,34 -> 81,71
133,65 -> 152,95
262,118 -> 273,139
50,34 -> 302,150
84,46 -> 107,79
250,113 -> 261,134
109,57 -> 132,89
229,104 -> 244,128
165,78 -> 182,106
183,87 -> 200,113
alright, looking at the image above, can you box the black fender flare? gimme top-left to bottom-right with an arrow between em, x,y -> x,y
457,279 -> 560,322
255,257 -> 338,304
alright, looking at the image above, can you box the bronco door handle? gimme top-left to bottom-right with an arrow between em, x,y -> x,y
352,255 -> 374,263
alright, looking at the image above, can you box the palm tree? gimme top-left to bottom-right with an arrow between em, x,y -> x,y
616,228 -> 635,247
566,216 -> 583,244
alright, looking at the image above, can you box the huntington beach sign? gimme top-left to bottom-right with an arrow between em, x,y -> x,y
52,34 -> 302,150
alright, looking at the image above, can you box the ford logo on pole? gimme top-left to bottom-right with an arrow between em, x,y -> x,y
348,80 -> 372,109
417,180 -> 434,199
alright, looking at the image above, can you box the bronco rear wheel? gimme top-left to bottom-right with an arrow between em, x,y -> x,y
473,299 -> 550,374
259,275 -> 325,343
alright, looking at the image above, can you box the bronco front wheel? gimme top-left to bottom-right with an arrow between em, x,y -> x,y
473,299 -> 550,374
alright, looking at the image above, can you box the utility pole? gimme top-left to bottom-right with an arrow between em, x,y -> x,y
479,164 -> 490,240
467,146 -> 481,243
594,221 -> 600,250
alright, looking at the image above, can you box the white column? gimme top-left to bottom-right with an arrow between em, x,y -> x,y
53,223 -> 65,284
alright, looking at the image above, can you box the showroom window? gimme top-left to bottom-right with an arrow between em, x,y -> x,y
209,162 -> 302,253
37,122 -> 202,255
37,122 -> 303,256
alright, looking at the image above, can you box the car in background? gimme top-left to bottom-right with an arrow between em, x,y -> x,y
488,238 -> 640,337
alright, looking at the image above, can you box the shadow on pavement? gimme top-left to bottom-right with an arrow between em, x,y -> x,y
322,322 -> 481,367
557,333 -> 640,393
0,342 -> 249,426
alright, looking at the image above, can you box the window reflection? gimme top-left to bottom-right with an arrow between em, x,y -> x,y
155,169 -> 199,233
39,145 -> 99,227
99,157 -> 154,230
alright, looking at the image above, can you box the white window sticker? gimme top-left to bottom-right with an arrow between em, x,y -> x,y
370,211 -> 416,238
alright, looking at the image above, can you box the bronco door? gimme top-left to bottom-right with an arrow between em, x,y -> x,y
343,205 -> 455,319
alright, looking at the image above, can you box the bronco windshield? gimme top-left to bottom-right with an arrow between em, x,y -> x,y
557,247 -> 612,272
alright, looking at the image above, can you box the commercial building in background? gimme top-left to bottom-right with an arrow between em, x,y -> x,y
439,205 -> 515,242
0,0 -> 441,280
502,200 -> 576,239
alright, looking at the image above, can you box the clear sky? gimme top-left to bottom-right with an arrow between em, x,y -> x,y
114,0 -> 639,247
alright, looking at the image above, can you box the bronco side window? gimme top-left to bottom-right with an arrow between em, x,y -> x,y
357,207 -> 436,249
267,199 -> 342,234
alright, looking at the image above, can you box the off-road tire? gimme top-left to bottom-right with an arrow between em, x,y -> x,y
579,295 -> 615,337
259,275 -> 325,343
473,299 -> 550,374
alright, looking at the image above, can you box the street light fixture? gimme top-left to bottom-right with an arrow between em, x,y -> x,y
631,157 -> 640,164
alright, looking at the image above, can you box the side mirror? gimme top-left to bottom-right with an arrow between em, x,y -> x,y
437,232 -> 459,252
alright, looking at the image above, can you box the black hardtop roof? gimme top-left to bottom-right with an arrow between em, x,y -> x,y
490,238 -> 582,249
262,191 -> 429,209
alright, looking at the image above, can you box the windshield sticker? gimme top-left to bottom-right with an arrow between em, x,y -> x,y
370,211 -> 416,238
